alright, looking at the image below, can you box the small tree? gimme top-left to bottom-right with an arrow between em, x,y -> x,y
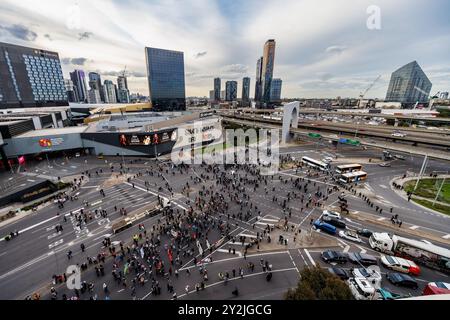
285,266 -> 353,300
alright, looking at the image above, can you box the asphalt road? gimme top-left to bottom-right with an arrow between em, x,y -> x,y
0,144 -> 449,300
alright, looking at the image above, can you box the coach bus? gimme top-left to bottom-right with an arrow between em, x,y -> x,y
335,164 -> 363,174
339,171 -> 368,184
302,156 -> 330,171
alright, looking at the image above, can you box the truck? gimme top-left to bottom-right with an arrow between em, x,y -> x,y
369,232 -> 450,274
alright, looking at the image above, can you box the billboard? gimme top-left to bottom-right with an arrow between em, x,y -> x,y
119,131 -> 175,147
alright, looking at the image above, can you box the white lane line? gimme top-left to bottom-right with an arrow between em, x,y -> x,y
48,239 -> 64,249
0,252 -> 7,257
238,233 -> 257,238
216,248 -> 242,257
255,222 -> 275,226
80,185 -> 99,189
442,234 -> 450,239
91,200 -> 103,206
259,218 -> 279,223
126,182 -> 187,211
303,249 -> 316,267
343,245 -> 350,253
287,250 -> 299,273
355,244 -> 367,254
377,217 -> 386,221
409,225 -> 420,230
297,249 -> 308,266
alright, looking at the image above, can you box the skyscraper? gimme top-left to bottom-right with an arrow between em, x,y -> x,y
270,78 -> 282,102
70,69 -> 88,103
0,42 -> 68,109
103,80 -> 117,103
261,39 -> 276,104
145,47 -> 186,111
214,78 -> 221,101
242,77 -> 251,103
117,75 -> 130,103
254,57 -> 263,102
88,72 -> 105,102
64,79 -> 78,102
385,61 -> 432,104
439,92 -> 449,99
87,88 -> 101,104
225,81 -> 237,101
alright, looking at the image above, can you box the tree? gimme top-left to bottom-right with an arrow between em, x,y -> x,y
285,266 -> 353,300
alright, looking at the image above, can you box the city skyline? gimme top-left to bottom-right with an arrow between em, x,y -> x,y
0,0 -> 449,99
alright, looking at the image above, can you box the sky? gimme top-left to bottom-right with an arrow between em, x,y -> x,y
0,0 -> 449,99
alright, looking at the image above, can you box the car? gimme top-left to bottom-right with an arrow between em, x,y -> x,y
348,253 -> 378,266
352,267 -> 382,288
322,216 -> 346,229
380,255 -> 421,276
75,152 -> 80,158
321,250 -> 348,264
327,267 -> 350,280
386,272 -> 419,290
378,162 -> 391,167
394,154 -> 406,160
339,230 -> 362,243
391,132 -> 406,137
313,220 -> 337,235
376,288 -> 408,300
356,228 -> 373,238
323,157 -> 334,163
322,210 -> 341,220
422,282 -> 450,295
347,277 -> 376,300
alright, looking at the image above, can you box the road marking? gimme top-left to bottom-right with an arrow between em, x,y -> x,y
343,245 -> 350,253
80,185 -> 99,189
355,244 -> 367,254
303,249 -> 316,267
216,248 -> 242,257
91,200 -> 102,206
443,234 -> 450,239
377,217 -> 386,221
238,233 -> 257,238
379,184 -> 388,189
48,239 -> 64,249
259,217 -> 279,223
47,232 -> 62,240
287,250 -> 299,273
297,249 -> 308,266
409,225 -> 419,230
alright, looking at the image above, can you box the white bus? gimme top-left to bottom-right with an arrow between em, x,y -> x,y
335,164 -> 363,174
302,156 -> 330,171
339,171 -> 367,183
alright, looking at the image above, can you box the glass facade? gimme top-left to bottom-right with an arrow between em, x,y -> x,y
242,77 -> 250,102
270,78 -> 282,102
261,40 -> 276,104
214,78 -> 221,101
385,61 -> 432,104
70,70 -> 88,103
254,56 -> 263,101
225,81 -> 237,101
145,47 -> 186,111
0,42 -> 68,108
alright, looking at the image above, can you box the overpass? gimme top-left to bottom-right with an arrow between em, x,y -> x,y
221,115 -> 450,161
227,108 -> 450,125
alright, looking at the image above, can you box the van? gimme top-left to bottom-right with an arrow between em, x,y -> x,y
313,220 -> 337,235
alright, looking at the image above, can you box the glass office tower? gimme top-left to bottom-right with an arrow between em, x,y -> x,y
214,77 -> 221,101
270,78 -> 282,102
385,61 -> 432,104
242,77 -> 250,103
0,42 -> 68,109
145,47 -> 186,111
261,39 -> 276,104
225,81 -> 237,101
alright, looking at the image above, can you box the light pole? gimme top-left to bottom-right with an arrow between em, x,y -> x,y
413,154 -> 428,193
354,121 -> 360,139
433,177 -> 446,207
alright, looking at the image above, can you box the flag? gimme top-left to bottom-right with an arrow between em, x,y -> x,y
18,156 -> 26,165
124,263 -> 129,274
167,248 -> 173,263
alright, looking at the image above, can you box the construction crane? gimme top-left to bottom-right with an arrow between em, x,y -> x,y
358,75 -> 381,108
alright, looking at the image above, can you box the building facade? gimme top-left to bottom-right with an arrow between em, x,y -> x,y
439,92 -> 449,100
0,42 -> 68,109
88,72 -> 105,102
87,89 -> 101,104
261,39 -> 276,104
103,80 -> 117,103
145,47 -> 186,111
254,56 -> 263,102
214,77 -> 221,101
64,79 -> 78,102
225,81 -> 237,101
242,77 -> 251,106
385,61 -> 432,104
70,69 -> 88,103
270,78 -> 282,102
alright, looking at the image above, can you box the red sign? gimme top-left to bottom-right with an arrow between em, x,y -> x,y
18,156 -> 26,165
39,139 -> 52,147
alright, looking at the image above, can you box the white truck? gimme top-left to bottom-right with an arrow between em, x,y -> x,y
369,232 -> 450,274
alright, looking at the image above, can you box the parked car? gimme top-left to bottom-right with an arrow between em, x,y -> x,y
347,277 -> 376,300
422,282 -> 450,295
356,228 -> 373,238
352,267 -> 382,288
380,255 -> 421,276
378,162 -> 391,167
327,267 -> 350,280
322,210 -> 341,220
391,132 -> 406,137
339,230 -> 362,243
376,288 -> 408,300
394,154 -> 406,160
348,253 -> 378,266
313,220 -> 337,235
322,216 -> 346,229
386,272 -> 419,290
321,250 -> 348,264
75,152 -> 81,158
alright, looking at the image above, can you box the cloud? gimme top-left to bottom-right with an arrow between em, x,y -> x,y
61,57 -> 89,66
98,70 -> 146,78
194,51 -> 207,59
221,64 -> 248,74
78,32 -> 93,41
44,34 -> 52,41
0,24 -> 37,41
317,72 -> 333,81
325,45 -> 347,55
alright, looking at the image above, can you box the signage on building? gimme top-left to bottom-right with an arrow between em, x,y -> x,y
119,131 -> 174,147
38,137 -> 64,148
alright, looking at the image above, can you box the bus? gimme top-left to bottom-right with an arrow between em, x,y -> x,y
335,163 -> 363,174
302,156 -> 330,171
339,171 -> 367,184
